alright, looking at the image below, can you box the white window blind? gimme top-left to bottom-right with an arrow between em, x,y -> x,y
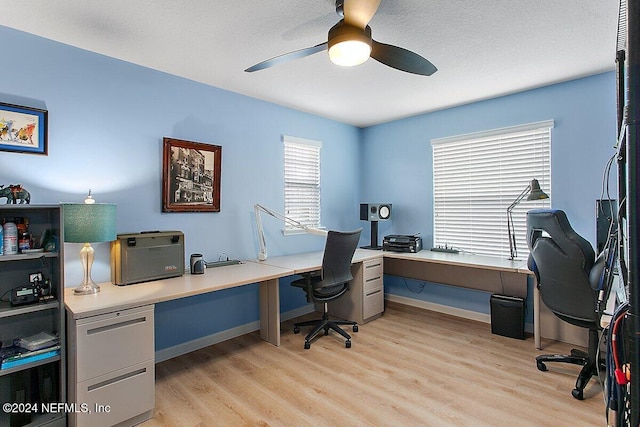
431,120 -> 553,259
283,135 -> 322,232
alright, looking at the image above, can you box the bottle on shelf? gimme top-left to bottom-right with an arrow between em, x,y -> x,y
3,218 -> 18,255
18,217 -> 31,253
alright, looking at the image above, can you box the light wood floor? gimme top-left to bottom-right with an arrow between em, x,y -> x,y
141,301 -> 606,426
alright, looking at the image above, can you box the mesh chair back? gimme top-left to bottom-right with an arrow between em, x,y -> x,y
320,229 -> 362,286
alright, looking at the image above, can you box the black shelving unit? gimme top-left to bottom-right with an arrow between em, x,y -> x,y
0,205 -> 66,427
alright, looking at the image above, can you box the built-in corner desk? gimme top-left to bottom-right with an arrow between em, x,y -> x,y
258,248 -> 539,347
63,249 -> 537,427
64,261 -> 294,427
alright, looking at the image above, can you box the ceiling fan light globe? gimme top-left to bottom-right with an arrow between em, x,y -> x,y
328,21 -> 372,67
329,40 -> 371,66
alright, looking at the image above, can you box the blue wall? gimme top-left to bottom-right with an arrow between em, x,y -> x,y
0,26 -> 361,350
361,72 -> 617,319
0,25 -> 617,347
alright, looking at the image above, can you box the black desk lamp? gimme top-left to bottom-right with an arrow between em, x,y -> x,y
507,179 -> 549,260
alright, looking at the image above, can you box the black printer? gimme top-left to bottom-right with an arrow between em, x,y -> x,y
382,234 -> 423,253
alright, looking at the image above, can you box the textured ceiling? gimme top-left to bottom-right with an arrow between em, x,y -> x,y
0,0 -> 620,127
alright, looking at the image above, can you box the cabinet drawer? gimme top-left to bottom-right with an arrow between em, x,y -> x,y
74,360 -> 154,427
363,258 -> 383,280
364,275 -> 383,293
75,305 -> 154,382
363,288 -> 384,320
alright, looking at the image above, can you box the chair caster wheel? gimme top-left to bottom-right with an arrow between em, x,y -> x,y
353,325 -> 358,333
293,326 -> 300,334
536,361 -> 547,371
571,388 -> 584,400
304,342 -> 311,350
345,340 -> 351,348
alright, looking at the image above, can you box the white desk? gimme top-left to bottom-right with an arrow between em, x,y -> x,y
383,250 -> 528,295
64,261 -> 294,345
260,248 -> 382,273
64,261 -> 294,427
259,248 -> 386,324
261,248 -> 540,347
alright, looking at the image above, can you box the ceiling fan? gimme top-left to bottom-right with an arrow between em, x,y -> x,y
244,0 -> 437,76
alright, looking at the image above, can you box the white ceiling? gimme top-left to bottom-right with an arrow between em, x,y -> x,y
0,1 -> 620,127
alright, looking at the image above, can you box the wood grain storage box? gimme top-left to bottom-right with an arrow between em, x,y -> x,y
111,231 -> 184,285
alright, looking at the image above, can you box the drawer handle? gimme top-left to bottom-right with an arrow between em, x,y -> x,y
87,317 -> 147,336
366,289 -> 382,297
87,368 -> 147,392
365,263 -> 382,269
365,277 -> 381,283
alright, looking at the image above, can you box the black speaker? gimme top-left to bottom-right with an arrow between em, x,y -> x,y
360,203 -> 392,250
360,203 -> 392,222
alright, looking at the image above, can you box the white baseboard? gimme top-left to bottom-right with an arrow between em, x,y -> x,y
155,304 -> 315,363
385,294 -> 534,333
156,295 -> 537,362
385,294 -> 491,324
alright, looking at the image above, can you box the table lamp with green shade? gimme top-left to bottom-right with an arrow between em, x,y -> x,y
62,192 -> 117,295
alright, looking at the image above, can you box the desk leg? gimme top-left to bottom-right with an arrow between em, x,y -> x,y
259,278 -> 281,346
534,282 -> 541,350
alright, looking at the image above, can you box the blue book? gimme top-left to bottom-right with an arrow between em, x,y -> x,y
1,348 -> 59,370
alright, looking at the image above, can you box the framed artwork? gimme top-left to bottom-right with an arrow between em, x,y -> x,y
0,102 -> 48,155
162,137 -> 222,212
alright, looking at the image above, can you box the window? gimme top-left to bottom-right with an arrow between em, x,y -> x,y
283,135 -> 322,233
431,120 -> 553,259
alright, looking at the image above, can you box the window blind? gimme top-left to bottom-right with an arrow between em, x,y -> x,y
431,120 -> 553,259
283,135 -> 322,232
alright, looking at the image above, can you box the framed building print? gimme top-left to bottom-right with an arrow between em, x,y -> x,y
0,102 -> 48,155
162,137 -> 222,212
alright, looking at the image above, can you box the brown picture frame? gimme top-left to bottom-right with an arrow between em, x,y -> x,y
162,137 -> 221,212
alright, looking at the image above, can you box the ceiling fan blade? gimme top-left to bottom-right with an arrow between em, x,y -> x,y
343,0 -> 382,29
245,42 -> 328,72
371,39 -> 437,76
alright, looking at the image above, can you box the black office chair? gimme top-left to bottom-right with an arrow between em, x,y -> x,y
291,229 -> 362,349
526,209 -> 604,400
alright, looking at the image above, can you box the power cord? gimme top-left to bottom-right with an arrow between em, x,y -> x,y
402,278 -> 426,294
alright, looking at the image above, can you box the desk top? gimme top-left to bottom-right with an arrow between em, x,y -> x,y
383,250 -> 529,274
260,247 -> 531,275
64,261 -> 293,319
258,248 -> 383,274
65,249 -> 532,319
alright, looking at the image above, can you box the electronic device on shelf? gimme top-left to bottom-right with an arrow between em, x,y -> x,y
10,285 -> 39,306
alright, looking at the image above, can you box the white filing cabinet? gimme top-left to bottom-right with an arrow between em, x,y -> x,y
67,304 -> 155,427
329,257 -> 384,324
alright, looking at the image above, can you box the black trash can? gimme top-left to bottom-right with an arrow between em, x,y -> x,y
490,294 -> 525,339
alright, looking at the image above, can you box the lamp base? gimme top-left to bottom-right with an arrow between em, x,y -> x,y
74,243 -> 100,295
73,281 -> 100,295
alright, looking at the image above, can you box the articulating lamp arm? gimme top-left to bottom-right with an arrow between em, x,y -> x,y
254,204 -> 327,261
506,184 -> 532,260
507,184 -> 532,213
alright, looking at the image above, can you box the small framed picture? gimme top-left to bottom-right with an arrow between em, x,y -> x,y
162,137 -> 222,212
0,102 -> 48,155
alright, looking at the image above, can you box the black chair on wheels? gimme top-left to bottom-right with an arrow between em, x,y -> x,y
291,229 -> 362,349
526,209 -> 606,400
